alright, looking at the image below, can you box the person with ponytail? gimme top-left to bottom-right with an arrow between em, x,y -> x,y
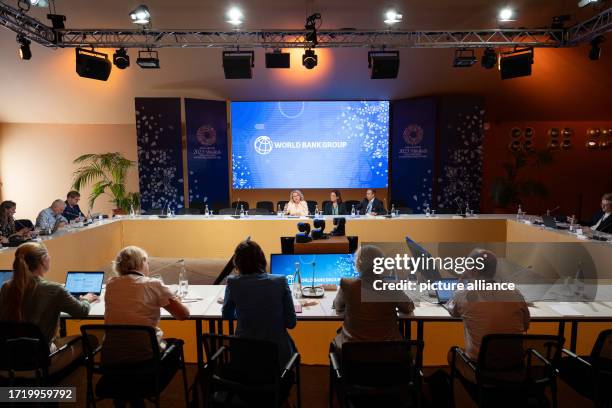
0,242 -> 97,373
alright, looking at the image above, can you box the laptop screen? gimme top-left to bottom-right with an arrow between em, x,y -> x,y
405,236 -> 442,281
0,270 -> 12,288
436,278 -> 459,303
270,253 -> 358,286
65,271 -> 104,295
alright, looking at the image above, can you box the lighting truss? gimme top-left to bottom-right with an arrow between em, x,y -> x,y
1,1 -> 610,50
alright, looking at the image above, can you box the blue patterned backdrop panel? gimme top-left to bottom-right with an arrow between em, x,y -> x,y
134,97 -> 184,211
184,99 -> 230,210
390,98 -> 437,213
436,96 -> 485,213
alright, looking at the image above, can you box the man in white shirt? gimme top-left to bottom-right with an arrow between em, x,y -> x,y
589,193 -> 612,234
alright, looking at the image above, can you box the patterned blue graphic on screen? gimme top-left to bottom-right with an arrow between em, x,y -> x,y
270,253 -> 358,285
231,101 -> 389,189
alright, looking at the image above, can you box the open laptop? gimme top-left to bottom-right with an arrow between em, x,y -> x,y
0,270 -> 12,288
38,217 -> 63,235
405,236 -> 442,282
64,271 -> 104,297
541,215 -> 569,230
435,278 -> 459,304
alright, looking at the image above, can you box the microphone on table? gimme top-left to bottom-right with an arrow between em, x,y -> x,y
149,258 -> 185,275
234,197 -> 241,216
546,206 -> 560,216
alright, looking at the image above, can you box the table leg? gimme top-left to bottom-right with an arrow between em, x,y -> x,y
216,319 -> 223,335
557,321 -> 565,341
570,321 -> 578,353
196,319 -> 203,371
417,321 -> 424,343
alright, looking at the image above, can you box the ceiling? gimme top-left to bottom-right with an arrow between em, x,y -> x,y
0,0 -> 610,124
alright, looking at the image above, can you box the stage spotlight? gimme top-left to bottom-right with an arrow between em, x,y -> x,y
551,15 -> 571,29
226,7 -> 244,26
331,217 -> 346,236
47,14 -> 66,29
130,5 -> 151,25
498,7 -> 516,22
75,48 -> 111,81
302,49 -> 318,69
589,36 -> 604,60
136,49 -> 160,69
384,9 -> 403,25
578,0 -> 598,7
368,51 -> 399,79
222,50 -> 254,79
304,13 -> 321,46
113,48 -> 130,69
265,49 -> 290,68
311,219 -> 328,240
17,35 -> 31,60
295,222 -> 312,243
28,0 -> 49,7
500,47 -> 533,79
453,49 -> 477,67
481,48 -> 497,69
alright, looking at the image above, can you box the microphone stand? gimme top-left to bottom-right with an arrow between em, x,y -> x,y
301,261 -> 324,298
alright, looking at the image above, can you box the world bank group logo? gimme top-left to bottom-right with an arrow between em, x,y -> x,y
196,125 -> 216,146
254,135 -> 273,155
403,124 -> 424,146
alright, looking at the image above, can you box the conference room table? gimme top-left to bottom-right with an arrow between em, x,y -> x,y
59,283 -> 612,370
1,213 -> 611,365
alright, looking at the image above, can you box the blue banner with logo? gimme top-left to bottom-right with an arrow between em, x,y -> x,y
185,99 -> 230,210
134,97 -> 184,212
390,98 -> 436,213
436,96 -> 485,213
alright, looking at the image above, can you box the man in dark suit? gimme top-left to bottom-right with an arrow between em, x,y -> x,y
359,189 -> 386,215
589,193 -> 612,234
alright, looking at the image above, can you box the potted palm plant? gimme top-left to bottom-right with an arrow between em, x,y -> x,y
72,152 -> 140,216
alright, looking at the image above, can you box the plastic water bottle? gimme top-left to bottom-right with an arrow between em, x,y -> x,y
240,204 -> 245,217
314,205 -> 319,218
391,204 -> 396,217
425,204 -> 431,217
178,260 -> 188,298
465,202 -> 470,217
517,205 -> 523,220
129,203 -> 135,218
204,204 -> 210,217
574,262 -> 585,299
293,262 -> 302,299
351,205 -> 356,217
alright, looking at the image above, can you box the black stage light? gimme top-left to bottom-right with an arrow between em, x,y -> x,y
481,48 -> 497,69
302,49 -> 318,69
265,50 -> 290,68
311,219 -> 328,240
453,49 -> 477,67
113,48 -> 130,69
75,48 -> 111,81
500,47 -> 533,79
295,222 -> 312,243
331,217 -> 346,236
136,49 -> 160,69
304,13 -> 321,46
17,35 -> 31,60
368,51 -> 400,79
589,36 -> 604,61
551,14 -> 571,29
47,14 -> 66,29
222,50 -> 254,79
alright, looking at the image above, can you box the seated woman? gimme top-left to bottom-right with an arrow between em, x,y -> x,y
324,190 -> 347,215
105,246 -> 190,348
284,189 -> 309,216
222,240 -> 297,367
332,245 -> 415,349
0,201 -> 31,244
0,242 -> 97,375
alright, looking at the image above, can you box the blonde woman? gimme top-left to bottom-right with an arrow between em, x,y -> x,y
284,189 -> 309,216
0,242 -> 96,373
104,246 -> 189,347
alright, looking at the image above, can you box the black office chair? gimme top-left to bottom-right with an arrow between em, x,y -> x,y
306,200 -> 318,214
329,340 -> 424,408
249,208 -> 273,215
0,321 -> 83,386
145,208 -> 164,215
397,207 -> 413,215
277,201 -> 289,212
321,200 -> 332,211
201,334 -> 301,408
450,334 -> 563,408
218,208 -> 239,215
231,201 -> 250,211
80,324 -> 189,408
177,208 -> 201,215
559,329 -> 612,407
344,200 -> 360,213
256,201 -> 274,213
